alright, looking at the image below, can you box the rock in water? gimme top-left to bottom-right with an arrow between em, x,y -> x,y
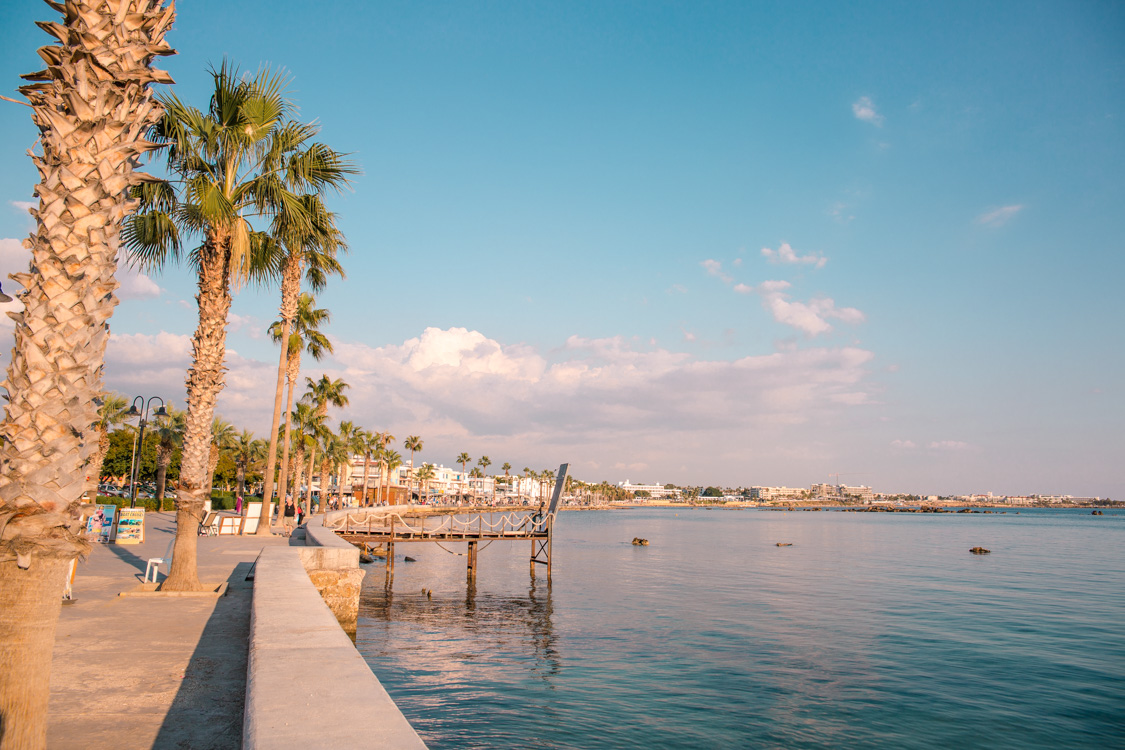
775,543 -> 793,547
631,537 -> 649,546
969,547 -> 991,554
404,556 -> 416,562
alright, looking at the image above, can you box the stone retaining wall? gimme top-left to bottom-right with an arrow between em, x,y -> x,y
299,515 -> 366,629
243,546 -> 427,749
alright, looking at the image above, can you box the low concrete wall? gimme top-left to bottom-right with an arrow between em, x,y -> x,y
244,546 -> 427,749
300,515 -> 366,628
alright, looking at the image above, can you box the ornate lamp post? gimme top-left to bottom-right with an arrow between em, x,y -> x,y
126,396 -> 167,508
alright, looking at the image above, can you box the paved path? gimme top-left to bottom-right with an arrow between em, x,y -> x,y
47,512 -> 291,750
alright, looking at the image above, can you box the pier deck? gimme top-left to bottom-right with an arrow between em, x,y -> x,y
323,464 -> 568,578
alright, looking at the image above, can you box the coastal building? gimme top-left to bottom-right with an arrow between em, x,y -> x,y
617,481 -> 680,499
751,486 -> 804,501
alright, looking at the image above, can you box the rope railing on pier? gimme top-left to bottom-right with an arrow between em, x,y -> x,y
323,506 -> 549,537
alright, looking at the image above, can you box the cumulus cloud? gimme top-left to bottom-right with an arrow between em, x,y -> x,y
976,205 -> 1023,227
852,96 -> 884,126
890,439 -> 916,449
325,327 -> 874,443
738,279 -> 863,336
761,243 -> 827,269
10,200 -> 35,214
701,258 -> 733,283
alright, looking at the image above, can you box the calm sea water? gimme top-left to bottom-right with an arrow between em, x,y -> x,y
355,508 -> 1125,749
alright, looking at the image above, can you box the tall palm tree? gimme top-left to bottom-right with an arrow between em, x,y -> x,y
232,430 -> 264,500
90,393 -> 130,494
335,420 -> 363,507
403,436 -> 423,503
416,463 -> 436,504
374,431 -> 395,504
287,402 -> 321,516
152,404 -> 185,509
478,456 -> 492,503
260,220 -> 342,510
501,462 -> 512,499
258,293 -> 333,533
207,416 -> 236,500
358,430 -> 381,506
0,2 -> 175,741
124,64 -> 354,590
456,452 -> 471,503
381,449 -> 402,506
299,375 -> 349,512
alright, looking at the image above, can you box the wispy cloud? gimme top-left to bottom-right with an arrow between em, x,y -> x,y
890,439 -> 916,449
701,259 -> 732,283
929,440 -> 970,451
9,200 -> 35,213
761,242 -> 827,269
852,96 -> 884,126
976,205 -> 1023,227
737,279 -> 863,336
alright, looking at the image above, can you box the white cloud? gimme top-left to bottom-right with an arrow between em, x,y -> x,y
701,258 -> 732,283
890,439 -> 916,449
852,96 -> 884,126
760,243 -> 827,269
10,201 -> 35,214
929,440 -> 970,451
976,205 -> 1023,227
759,288 -> 863,336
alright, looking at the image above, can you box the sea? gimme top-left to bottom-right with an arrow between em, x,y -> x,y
354,507 -> 1125,749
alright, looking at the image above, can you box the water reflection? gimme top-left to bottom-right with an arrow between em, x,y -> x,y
357,551 -> 558,698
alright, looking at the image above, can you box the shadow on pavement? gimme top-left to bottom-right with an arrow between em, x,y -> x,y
152,562 -> 254,750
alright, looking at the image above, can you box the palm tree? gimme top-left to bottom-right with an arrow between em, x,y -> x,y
501,462 -> 512,499
258,293 -> 333,533
381,449 -> 402,506
232,431 -> 264,499
357,430 -> 381,506
374,431 -> 395,504
153,404 -> 185,508
261,230 -> 340,502
523,467 -> 532,501
287,402 -> 322,516
478,456 -> 492,503
207,416 -> 235,500
403,435 -> 423,503
335,420 -> 365,507
0,2 -> 175,740
90,393 -> 130,494
456,452 -> 471,503
124,64 -> 354,590
416,463 -> 436,504
299,375 -> 349,511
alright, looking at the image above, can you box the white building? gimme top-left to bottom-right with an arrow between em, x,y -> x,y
617,481 -> 680,499
752,486 -> 804,500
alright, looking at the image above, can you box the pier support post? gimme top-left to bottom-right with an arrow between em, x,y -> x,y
467,541 -> 478,578
387,541 -> 394,575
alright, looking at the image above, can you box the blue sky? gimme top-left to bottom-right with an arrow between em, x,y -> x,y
2,0 -> 1122,497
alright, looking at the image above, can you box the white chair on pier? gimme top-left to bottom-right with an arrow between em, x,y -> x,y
145,538 -> 175,583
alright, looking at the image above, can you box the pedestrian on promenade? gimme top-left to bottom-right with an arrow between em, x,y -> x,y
282,497 -> 296,537
235,493 -> 243,515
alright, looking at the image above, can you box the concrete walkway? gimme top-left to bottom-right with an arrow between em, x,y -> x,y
47,512 -> 290,749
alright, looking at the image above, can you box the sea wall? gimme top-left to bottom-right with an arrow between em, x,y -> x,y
243,546 -> 427,749
299,514 -> 366,628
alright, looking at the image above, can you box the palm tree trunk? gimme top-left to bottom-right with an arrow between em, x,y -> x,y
304,445 -> 317,516
164,233 -> 232,592
0,556 -> 70,750
261,359 -> 299,535
0,0 -> 175,737
360,453 -> 371,506
88,427 -> 111,496
155,446 -> 172,510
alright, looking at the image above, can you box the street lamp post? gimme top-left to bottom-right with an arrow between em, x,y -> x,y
127,396 -> 167,509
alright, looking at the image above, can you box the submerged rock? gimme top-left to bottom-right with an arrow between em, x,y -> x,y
404,556 -> 417,562
631,537 -> 649,546
969,547 -> 991,554
775,543 -> 793,547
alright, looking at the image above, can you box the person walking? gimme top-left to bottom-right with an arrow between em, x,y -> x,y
282,496 -> 296,537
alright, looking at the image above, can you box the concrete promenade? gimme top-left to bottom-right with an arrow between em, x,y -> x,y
47,512 -> 289,749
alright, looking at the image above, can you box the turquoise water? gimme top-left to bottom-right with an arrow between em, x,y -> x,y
355,508 -> 1125,748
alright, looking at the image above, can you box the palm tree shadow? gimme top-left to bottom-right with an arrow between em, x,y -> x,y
152,562 -> 255,750
106,542 -> 149,580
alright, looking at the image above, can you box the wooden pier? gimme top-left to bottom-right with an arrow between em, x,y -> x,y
324,464 -> 569,580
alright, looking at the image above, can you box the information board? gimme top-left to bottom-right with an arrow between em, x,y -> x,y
114,506 -> 145,544
86,504 -> 117,543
